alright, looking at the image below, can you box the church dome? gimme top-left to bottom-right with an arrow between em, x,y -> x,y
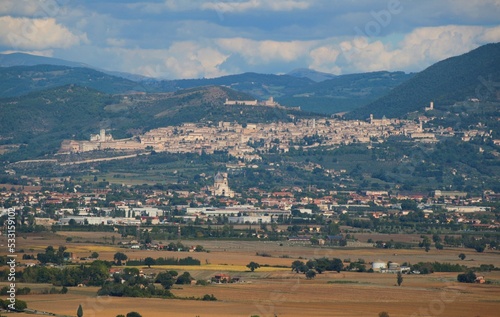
214,172 -> 224,182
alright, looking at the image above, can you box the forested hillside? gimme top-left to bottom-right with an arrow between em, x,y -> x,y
347,42 -> 500,119
0,65 -> 148,97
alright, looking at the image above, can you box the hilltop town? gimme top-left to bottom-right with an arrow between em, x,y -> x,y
59,100 -> 492,163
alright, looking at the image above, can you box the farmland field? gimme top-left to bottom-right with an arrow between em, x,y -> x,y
2,232 -> 500,317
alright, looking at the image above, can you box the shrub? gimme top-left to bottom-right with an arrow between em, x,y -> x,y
202,294 -> 217,301
196,279 -> 209,286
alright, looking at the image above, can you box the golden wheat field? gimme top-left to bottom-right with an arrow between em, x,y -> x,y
2,232 -> 500,317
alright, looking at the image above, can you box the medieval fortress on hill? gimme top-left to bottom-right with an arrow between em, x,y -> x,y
223,96 -> 300,111
59,101 -> 487,161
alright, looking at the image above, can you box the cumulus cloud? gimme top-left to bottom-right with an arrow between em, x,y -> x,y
309,45 -> 341,74
309,25 -> 500,74
4,1 -> 497,79
130,0 -> 312,13
217,37 -> 315,65
163,42 -> 229,78
0,0 -> 50,17
0,16 -> 87,50
102,42 -> 229,79
102,24 -> 500,78
479,26 -> 500,43
201,0 -> 311,13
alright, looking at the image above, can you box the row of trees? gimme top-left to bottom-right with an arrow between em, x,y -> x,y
291,257 -> 344,278
16,261 -> 110,286
98,268 -> 179,298
97,268 -> 215,301
126,256 -> 201,267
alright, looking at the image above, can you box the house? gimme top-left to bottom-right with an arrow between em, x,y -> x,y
326,234 -> 346,246
212,273 -> 231,283
287,236 -> 311,242
109,268 -> 122,276
475,276 -> 486,284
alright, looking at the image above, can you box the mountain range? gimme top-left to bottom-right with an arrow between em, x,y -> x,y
0,64 -> 149,97
0,52 -> 412,114
0,43 -> 499,160
0,52 -> 149,81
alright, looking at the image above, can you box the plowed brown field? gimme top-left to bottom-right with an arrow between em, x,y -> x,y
3,233 -> 500,317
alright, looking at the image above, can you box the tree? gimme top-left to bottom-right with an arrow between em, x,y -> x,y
90,252 -> 99,259
419,236 -> 431,252
194,245 -> 205,252
432,234 -> 441,243
329,258 -> 344,273
458,253 -> 466,261
126,312 -> 142,317
474,244 -> 485,253
325,222 -> 340,235
291,260 -> 305,273
396,272 -> 403,286
175,272 -> 193,285
113,252 -> 128,266
8,299 -> 27,311
247,261 -> 260,272
379,312 -> 390,317
305,270 -> 316,279
144,257 -> 155,268
457,271 -> 476,283
155,272 -> 175,289
400,199 -> 418,211
77,304 -> 83,317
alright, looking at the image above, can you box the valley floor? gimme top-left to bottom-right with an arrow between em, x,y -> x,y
3,233 -> 500,317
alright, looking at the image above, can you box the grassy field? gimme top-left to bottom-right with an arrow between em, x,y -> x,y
2,233 -> 500,317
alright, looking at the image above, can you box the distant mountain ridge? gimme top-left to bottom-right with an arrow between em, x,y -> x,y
0,64 -> 149,97
0,52 -> 149,81
0,52 -> 415,114
0,52 -> 89,68
287,68 -> 337,82
347,42 -> 500,119
279,71 -> 413,114
143,72 -> 315,99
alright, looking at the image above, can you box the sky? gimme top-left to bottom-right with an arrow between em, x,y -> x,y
0,0 -> 500,79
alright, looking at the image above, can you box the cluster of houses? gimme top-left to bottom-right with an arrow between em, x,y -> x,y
0,172 -> 497,231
